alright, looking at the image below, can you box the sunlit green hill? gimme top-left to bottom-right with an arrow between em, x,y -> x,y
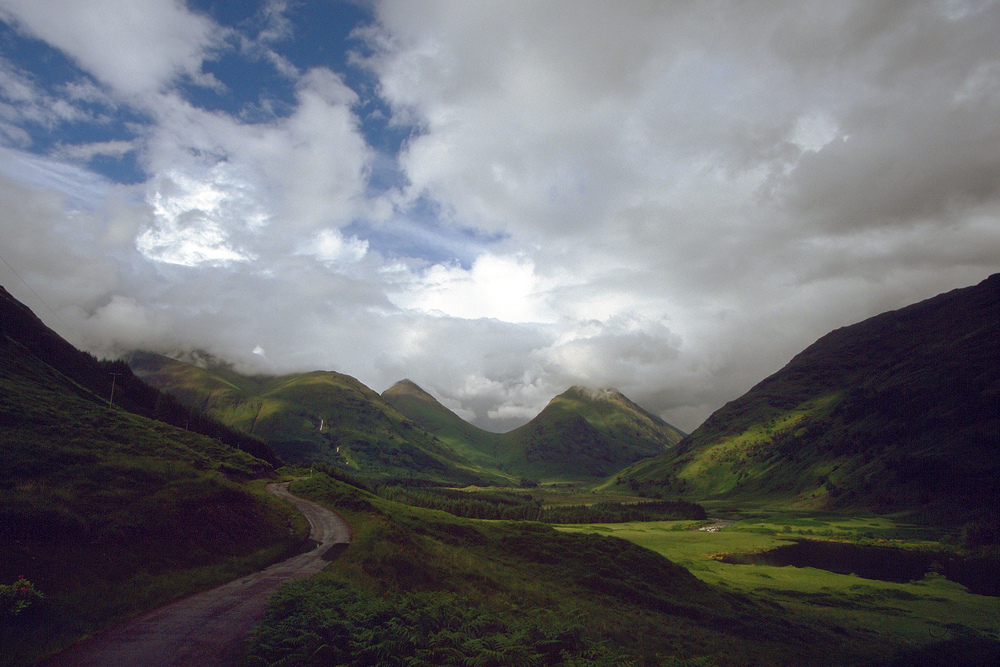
128,353 -> 502,485
385,381 -> 686,483
607,273 -> 1000,522
381,379 -> 504,469
494,387 -> 686,481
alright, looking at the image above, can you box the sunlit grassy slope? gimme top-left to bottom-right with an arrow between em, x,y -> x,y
384,381 -> 686,483
496,386 -> 685,481
0,295 -> 306,665
381,379 -> 504,469
606,273 -> 1000,523
560,514 -> 1000,666
128,352 -> 504,485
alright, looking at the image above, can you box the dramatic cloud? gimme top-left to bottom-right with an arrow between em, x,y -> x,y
1,0 -> 998,432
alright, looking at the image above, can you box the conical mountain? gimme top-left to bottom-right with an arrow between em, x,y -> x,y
129,352 -> 501,485
385,381 -> 686,483
609,273 -> 1000,521
381,379 -> 503,470
495,386 -> 686,481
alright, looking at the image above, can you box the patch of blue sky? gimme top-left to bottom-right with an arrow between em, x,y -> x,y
280,0 -> 416,156
176,47 -> 299,121
182,2 -> 413,157
0,21 -> 149,184
0,145 -> 114,211
0,21 -> 77,85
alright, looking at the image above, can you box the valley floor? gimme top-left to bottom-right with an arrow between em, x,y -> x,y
557,508 -> 1000,664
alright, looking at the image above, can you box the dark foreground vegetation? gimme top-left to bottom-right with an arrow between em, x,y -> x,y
0,357 -> 306,665
1,287 -> 307,665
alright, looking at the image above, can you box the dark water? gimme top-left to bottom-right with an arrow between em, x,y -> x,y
717,539 -> 999,596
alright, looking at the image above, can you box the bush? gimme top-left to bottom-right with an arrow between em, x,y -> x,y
246,581 -> 629,666
0,576 -> 44,621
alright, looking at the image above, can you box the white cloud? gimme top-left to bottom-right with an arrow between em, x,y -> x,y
1,0 -> 999,435
391,253 -> 552,323
55,140 -> 136,162
0,0 -> 222,97
136,164 -> 263,266
81,294 -> 170,346
300,229 -> 369,265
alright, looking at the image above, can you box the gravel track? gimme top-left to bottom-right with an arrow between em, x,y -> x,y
40,482 -> 350,667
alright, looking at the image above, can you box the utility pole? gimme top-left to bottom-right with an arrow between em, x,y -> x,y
108,372 -> 122,409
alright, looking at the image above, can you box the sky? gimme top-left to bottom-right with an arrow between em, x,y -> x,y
1,0 -> 998,434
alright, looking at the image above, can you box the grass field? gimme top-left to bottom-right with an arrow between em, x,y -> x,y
557,509 -> 1000,661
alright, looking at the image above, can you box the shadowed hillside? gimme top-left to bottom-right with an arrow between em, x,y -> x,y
608,273 -> 1000,523
0,286 -> 303,664
0,287 -> 280,467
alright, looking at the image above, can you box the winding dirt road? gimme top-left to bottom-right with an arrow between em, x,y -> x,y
41,482 -> 351,667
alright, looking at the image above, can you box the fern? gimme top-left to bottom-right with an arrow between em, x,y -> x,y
246,582 -> 627,666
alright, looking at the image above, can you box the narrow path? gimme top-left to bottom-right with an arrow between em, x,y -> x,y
41,482 -> 350,667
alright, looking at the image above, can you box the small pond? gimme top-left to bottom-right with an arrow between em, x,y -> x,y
717,539 -> 999,596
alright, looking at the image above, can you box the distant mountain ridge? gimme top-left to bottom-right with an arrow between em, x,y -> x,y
127,352 -> 500,485
130,354 -> 685,484
608,273 -> 1000,521
383,381 -> 686,482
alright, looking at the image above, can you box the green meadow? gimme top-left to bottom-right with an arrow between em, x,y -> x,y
558,509 -> 1000,663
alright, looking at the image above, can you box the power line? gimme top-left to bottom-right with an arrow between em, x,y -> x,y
0,249 -> 82,347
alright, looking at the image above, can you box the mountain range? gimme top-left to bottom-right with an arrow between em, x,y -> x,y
6,271 -> 997,522
607,273 -> 999,522
127,352 -> 686,484
382,380 -> 685,481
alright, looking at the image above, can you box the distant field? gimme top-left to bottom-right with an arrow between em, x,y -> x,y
557,511 -> 1000,655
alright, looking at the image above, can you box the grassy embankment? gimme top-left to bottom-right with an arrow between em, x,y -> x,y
245,473 -> 933,666
0,348 -> 310,666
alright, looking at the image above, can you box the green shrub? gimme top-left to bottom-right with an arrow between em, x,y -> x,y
0,576 -> 44,621
246,581 -> 630,666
